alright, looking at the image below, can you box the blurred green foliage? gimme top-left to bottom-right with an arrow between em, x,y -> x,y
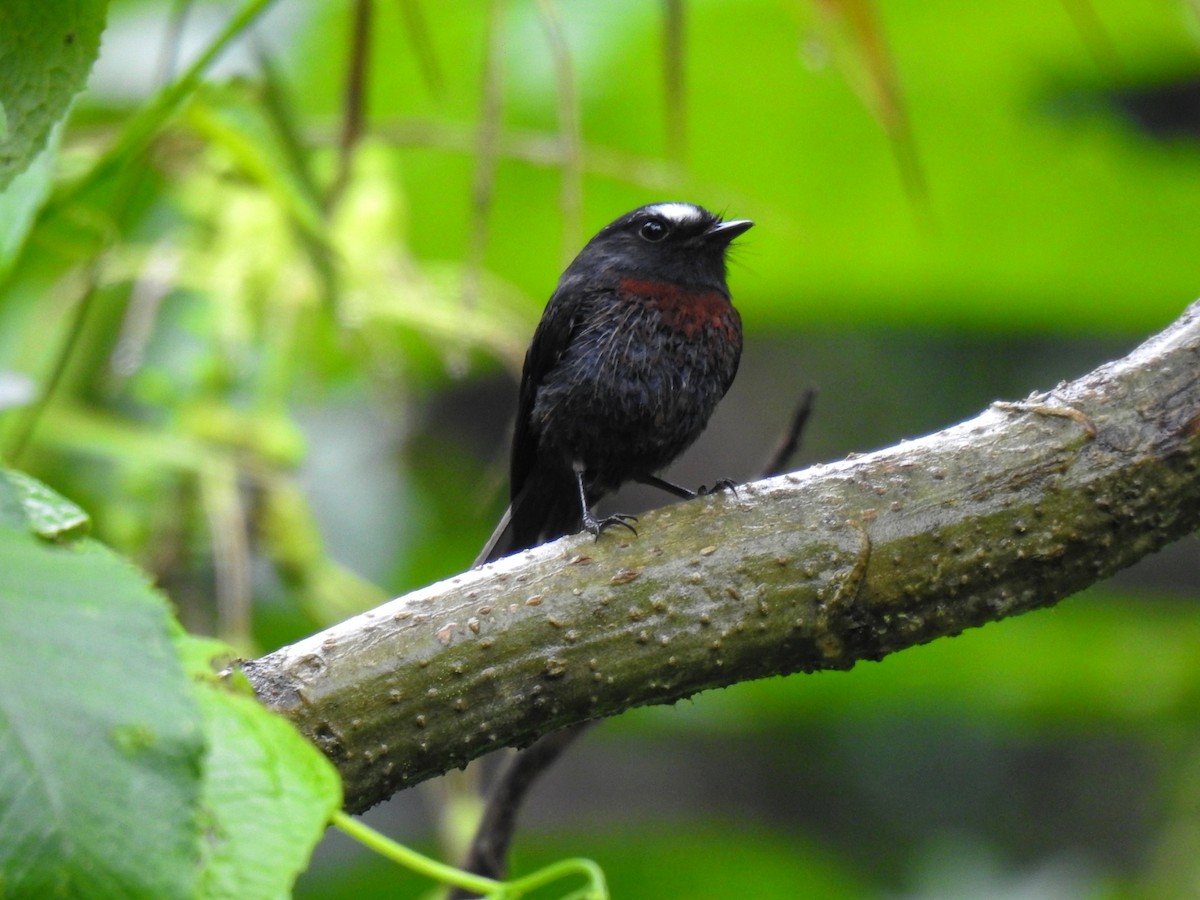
2,0 -> 1200,896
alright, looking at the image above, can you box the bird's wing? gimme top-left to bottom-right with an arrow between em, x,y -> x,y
508,286 -> 586,498
477,285 -> 593,566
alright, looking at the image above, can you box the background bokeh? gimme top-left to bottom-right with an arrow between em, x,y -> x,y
4,1 -> 1200,897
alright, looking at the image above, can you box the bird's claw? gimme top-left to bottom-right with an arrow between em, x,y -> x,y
584,512 -> 638,540
696,478 -> 739,498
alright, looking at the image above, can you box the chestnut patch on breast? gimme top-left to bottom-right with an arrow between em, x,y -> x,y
618,277 -> 733,338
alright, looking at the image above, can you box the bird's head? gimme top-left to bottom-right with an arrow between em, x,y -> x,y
566,202 -> 753,293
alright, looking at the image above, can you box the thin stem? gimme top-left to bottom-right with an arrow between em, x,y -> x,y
505,856 -> 609,899
535,0 -> 583,265
396,0 -> 444,96
761,388 -> 816,477
362,118 -> 680,188
662,0 -> 685,161
200,460 -> 253,651
6,267 -> 100,463
156,0 -> 195,85
463,0 -> 507,308
326,0 -> 373,210
331,810 -> 502,896
332,809 -> 608,899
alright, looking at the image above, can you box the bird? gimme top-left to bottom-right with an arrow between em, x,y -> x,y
476,201 -> 752,565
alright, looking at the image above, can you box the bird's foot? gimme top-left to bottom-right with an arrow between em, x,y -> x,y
696,478 -> 739,498
583,511 -> 638,540
637,474 -> 739,501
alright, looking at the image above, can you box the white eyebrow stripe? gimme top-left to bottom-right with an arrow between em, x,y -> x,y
644,202 -> 704,226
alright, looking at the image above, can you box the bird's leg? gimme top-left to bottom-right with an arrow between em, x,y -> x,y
573,463 -> 637,538
637,473 -> 739,499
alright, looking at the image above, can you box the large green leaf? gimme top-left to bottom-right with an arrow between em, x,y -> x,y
0,470 -> 343,897
183,637 -> 343,899
0,0 -> 107,189
0,516 -> 205,897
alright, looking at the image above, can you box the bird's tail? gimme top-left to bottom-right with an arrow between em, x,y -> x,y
474,470 -> 582,565
473,506 -> 515,567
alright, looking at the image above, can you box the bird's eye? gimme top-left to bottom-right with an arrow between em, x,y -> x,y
638,219 -> 668,242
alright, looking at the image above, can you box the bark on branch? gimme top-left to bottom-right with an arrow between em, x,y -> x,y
244,301 -> 1200,813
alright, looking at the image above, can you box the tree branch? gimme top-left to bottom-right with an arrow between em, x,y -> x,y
243,301 -> 1200,814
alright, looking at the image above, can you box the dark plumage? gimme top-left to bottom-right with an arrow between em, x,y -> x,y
477,202 -> 752,564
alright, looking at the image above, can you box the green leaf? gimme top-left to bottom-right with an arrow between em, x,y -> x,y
184,636 -> 343,899
0,468 -> 90,539
0,521 -> 205,898
0,470 -> 340,898
0,0 -> 107,189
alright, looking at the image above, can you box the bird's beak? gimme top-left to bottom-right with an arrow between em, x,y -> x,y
705,219 -> 754,244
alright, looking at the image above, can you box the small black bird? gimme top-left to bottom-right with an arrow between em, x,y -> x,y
477,202 -> 752,565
